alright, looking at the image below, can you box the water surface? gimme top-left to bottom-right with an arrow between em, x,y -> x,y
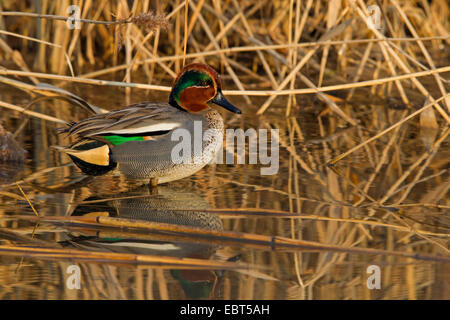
0,81 -> 448,300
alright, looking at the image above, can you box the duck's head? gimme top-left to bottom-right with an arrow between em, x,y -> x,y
169,63 -> 241,114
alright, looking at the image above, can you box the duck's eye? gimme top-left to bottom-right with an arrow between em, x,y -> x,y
199,79 -> 212,87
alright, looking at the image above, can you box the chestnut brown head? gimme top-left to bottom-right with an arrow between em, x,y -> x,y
169,63 -> 241,114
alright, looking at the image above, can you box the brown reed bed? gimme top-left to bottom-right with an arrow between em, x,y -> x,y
0,0 -> 449,300
0,0 -> 449,164
0,1 -> 448,112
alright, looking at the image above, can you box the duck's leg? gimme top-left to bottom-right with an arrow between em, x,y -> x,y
148,178 -> 159,194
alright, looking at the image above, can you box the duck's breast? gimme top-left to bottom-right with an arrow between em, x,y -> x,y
110,109 -> 224,181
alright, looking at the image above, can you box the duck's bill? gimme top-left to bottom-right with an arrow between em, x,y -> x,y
211,91 -> 241,114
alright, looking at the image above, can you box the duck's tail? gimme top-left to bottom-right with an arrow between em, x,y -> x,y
52,140 -> 116,176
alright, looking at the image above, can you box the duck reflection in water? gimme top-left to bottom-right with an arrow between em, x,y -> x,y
60,184 -> 231,299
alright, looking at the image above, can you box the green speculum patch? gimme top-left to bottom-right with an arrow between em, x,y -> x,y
102,135 -> 145,146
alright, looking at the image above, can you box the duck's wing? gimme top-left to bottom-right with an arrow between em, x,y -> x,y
60,102 -> 184,141
54,103 -> 187,175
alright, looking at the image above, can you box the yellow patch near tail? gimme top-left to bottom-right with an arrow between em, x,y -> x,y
63,144 -> 110,166
82,211 -> 110,217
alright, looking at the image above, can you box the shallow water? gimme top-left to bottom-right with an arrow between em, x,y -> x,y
0,81 -> 448,300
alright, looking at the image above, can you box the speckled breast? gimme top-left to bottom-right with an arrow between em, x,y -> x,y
110,109 -> 224,183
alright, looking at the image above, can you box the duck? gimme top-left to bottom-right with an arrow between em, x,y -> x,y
55,63 -> 241,185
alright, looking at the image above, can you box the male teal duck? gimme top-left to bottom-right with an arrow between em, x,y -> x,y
56,63 -> 241,184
